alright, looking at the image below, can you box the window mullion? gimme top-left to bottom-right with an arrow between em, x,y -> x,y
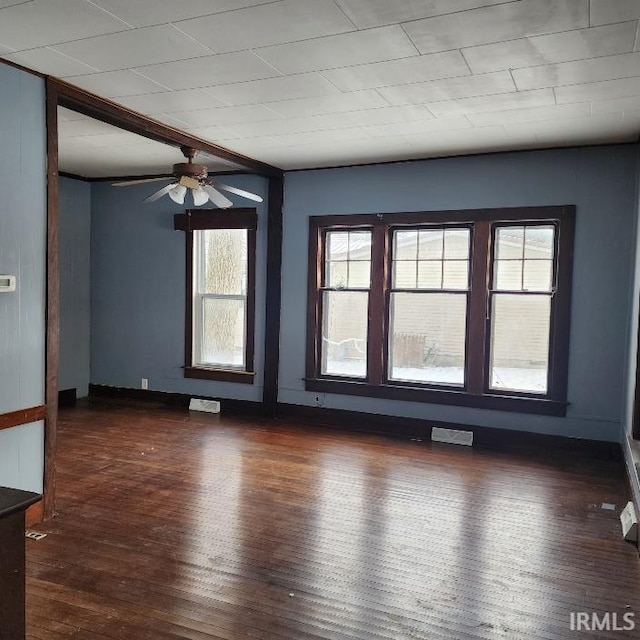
467,220 -> 491,394
367,223 -> 387,385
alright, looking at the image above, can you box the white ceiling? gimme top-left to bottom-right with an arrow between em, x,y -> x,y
1,0 -> 639,174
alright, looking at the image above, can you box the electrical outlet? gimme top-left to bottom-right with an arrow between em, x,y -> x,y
314,394 -> 324,407
141,378 -> 148,390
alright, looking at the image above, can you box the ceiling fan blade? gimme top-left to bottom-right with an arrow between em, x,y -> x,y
210,179 -> 263,203
192,187 -> 209,207
113,176 -> 173,187
203,184 -> 233,209
168,184 -> 187,205
143,183 -> 176,203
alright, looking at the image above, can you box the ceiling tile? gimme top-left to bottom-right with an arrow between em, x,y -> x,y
321,51 -> 470,92
378,71 -> 515,105
263,128 -> 373,147
58,118 -> 116,138
468,102 -> 590,126
462,22 -> 636,74
403,0 -> 588,54
0,0 -> 129,50
512,113 -> 626,142
116,89 -> 228,114
265,90 -> 390,118
1,47 -> 98,75
58,107 -> 88,122
362,116 -> 472,136
555,76 -> 640,103
205,73 -> 341,106
175,0 -> 355,54
0,42 -> 12,54
88,0 -> 274,28
52,25 -> 212,71
591,0 -> 640,26
0,1 -> 32,7
255,26 -> 417,75
64,70 -> 168,98
334,0 -> 513,29
426,89 -> 555,117
165,104 -> 282,127
591,96 -> 640,115
135,52 -> 279,91
211,105 -> 438,142
512,52 -> 640,90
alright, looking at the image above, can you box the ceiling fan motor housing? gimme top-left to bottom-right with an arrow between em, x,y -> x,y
173,162 -> 208,180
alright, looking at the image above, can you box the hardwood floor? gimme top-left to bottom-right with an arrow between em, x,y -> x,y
26,399 -> 640,639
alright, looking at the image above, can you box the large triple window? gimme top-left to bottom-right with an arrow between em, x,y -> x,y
306,207 -> 574,415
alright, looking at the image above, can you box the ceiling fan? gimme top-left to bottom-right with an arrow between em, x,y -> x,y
112,146 -> 263,208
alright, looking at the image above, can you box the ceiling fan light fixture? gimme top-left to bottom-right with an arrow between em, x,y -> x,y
168,184 -> 187,205
192,187 -> 209,206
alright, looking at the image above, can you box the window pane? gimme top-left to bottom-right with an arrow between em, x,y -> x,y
495,227 -> 524,260
348,231 -> 372,261
490,294 -> 550,394
326,231 -> 349,261
326,261 -> 348,288
348,260 -> 371,288
418,230 -> 443,260
417,261 -> 442,289
389,292 -> 467,386
395,230 -> 418,260
202,229 -> 247,295
321,291 -> 368,378
523,260 -> 553,291
443,228 -> 470,259
394,261 -> 417,288
495,260 -> 523,290
199,298 -> 245,368
443,261 -> 469,290
524,226 -> 554,259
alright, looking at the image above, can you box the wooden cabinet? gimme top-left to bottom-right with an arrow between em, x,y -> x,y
0,487 -> 40,640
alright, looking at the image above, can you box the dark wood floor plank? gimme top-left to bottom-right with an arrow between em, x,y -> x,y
25,398 -> 640,640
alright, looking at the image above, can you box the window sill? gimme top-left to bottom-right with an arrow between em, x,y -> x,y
304,378 -> 567,417
185,367 -> 256,384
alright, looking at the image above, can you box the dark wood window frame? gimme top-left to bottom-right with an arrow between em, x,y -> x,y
175,209 -> 257,384
306,206 -> 575,417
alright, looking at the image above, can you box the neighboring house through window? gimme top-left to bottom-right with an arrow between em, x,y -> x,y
306,206 -> 574,416
175,209 -> 257,384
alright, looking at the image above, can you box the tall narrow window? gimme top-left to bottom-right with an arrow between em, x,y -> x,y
321,230 -> 371,378
175,209 -> 256,384
306,207 -> 574,416
388,227 -> 470,386
489,224 -> 556,394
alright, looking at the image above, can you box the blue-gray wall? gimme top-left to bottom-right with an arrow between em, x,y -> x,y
280,146 -> 639,442
90,176 -> 268,402
0,64 -> 46,493
59,177 -> 91,398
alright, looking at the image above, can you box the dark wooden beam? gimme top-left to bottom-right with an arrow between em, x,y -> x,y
50,78 -> 283,179
263,176 -> 284,417
0,406 -> 47,432
44,78 -> 59,521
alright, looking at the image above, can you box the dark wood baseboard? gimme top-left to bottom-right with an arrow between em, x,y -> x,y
88,384 -> 265,416
0,405 -> 47,432
58,388 -> 77,407
87,385 -> 621,459
25,500 -> 44,527
276,403 -> 622,460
